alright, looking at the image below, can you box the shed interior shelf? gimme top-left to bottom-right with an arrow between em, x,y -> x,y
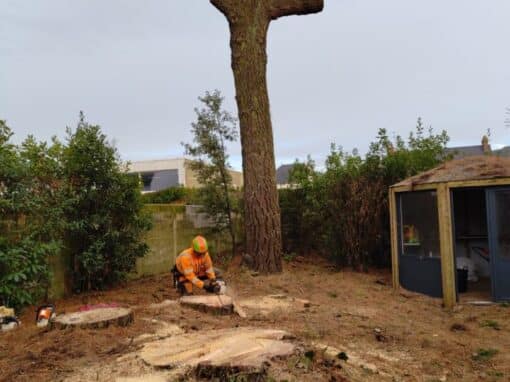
456,235 -> 488,240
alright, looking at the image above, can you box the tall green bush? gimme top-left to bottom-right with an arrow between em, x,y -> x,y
281,119 -> 450,269
0,122 -> 62,308
1,113 -> 153,308
62,113 -> 152,292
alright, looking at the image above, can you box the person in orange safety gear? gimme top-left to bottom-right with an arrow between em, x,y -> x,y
173,236 -> 220,295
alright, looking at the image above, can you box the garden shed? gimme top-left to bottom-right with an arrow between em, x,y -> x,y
389,156 -> 510,308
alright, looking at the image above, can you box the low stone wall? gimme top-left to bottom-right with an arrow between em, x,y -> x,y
49,204 -> 234,298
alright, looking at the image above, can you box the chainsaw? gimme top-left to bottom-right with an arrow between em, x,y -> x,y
210,279 -> 247,317
36,304 -> 56,327
206,279 -> 227,294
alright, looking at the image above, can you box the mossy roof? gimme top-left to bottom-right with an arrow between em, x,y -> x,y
392,156 -> 510,188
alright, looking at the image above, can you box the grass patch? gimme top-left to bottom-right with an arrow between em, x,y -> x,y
328,292 -> 338,298
472,348 -> 499,362
480,320 -> 501,330
500,302 -> 510,308
287,354 -> 313,372
283,252 -> 297,262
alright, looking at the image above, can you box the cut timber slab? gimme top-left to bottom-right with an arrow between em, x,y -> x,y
140,327 -> 295,376
50,307 -> 133,330
179,295 -> 233,315
238,295 -> 311,316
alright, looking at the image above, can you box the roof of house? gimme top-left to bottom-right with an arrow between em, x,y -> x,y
392,156 -> 510,188
493,146 -> 510,157
276,164 -> 295,185
128,158 -> 186,173
444,145 -> 486,159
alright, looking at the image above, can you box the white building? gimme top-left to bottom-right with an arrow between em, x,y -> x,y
128,158 -> 243,192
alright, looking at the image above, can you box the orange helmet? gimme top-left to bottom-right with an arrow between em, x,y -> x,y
192,236 -> 208,254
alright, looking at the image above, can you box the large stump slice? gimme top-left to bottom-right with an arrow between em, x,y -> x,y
140,327 -> 295,377
50,307 -> 133,330
237,294 -> 310,317
179,295 -> 234,315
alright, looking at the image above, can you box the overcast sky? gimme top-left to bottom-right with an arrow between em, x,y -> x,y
1,1 -> 510,170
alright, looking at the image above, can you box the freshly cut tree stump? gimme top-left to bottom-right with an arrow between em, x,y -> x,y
179,295 -> 233,315
50,307 -> 133,330
140,327 -> 295,376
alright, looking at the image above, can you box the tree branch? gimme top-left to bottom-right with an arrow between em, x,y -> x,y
269,0 -> 324,20
210,0 -> 234,19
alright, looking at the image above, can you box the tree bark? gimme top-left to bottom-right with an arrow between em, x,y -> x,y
210,0 -> 323,273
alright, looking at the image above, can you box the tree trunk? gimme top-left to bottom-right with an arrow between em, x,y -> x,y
230,12 -> 282,273
210,0 -> 324,273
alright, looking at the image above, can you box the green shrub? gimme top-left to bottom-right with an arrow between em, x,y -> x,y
1,113 -> 153,307
472,348 -> 499,362
0,122 -> 63,309
280,118 -> 450,270
141,186 -> 187,204
62,113 -> 152,292
480,320 -> 501,330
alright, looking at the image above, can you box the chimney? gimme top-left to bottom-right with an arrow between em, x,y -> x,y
481,135 -> 491,154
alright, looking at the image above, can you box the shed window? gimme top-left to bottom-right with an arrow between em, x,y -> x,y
399,191 -> 440,257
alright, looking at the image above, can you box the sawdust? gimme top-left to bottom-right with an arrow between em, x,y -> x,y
238,294 -> 310,316
2,260 -> 510,381
131,320 -> 183,345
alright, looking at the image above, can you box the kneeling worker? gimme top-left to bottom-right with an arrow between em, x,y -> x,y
173,235 -> 221,295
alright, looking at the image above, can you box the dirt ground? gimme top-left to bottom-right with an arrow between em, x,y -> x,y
1,258 -> 509,382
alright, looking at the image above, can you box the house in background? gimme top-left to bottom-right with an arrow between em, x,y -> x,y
446,135 -> 510,159
445,135 -> 492,159
276,164 -> 296,189
129,158 -> 243,193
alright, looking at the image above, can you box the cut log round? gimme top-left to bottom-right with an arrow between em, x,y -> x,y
140,327 -> 295,377
179,295 -> 233,315
50,307 -> 133,330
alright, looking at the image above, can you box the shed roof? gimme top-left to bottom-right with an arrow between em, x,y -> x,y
392,156 -> 510,188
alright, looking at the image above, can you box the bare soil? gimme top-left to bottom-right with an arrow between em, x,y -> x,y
1,258 -> 509,381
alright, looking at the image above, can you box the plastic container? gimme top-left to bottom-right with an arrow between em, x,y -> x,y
457,268 -> 468,293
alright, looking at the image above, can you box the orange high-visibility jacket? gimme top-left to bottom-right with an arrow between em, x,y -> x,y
175,248 -> 216,289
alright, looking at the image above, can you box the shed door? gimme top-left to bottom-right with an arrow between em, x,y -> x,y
487,188 -> 510,301
398,191 -> 443,298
